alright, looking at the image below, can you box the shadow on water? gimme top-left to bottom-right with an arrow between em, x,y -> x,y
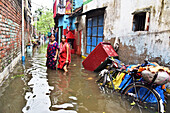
0,45 -> 169,113
0,61 -> 26,113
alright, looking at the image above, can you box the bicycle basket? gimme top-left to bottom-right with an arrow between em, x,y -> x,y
142,70 -> 170,85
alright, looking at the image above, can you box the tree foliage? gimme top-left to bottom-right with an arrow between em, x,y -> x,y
35,9 -> 54,34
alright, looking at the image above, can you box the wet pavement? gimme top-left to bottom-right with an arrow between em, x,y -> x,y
0,45 -> 169,113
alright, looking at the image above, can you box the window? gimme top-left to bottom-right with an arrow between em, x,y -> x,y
132,11 -> 150,31
86,15 -> 104,54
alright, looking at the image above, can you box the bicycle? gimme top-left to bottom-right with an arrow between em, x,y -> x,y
96,57 -> 127,93
97,59 -> 168,113
120,68 -> 166,113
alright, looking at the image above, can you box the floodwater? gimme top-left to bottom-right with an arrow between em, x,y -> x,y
0,45 -> 169,113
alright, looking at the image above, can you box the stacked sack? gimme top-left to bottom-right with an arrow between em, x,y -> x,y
124,62 -> 170,86
140,62 -> 170,85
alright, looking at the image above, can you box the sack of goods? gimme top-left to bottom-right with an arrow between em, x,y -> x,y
142,70 -> 170,85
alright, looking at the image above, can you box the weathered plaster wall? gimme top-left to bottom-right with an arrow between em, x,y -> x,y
58,15 -> 70,29
83,0 -> 108,13
103,0 -> 121,40
107,0 -> 170,37
69,17 -> 76,30
104,0 -> 170,66
118,32 -> 170,65
78,15 -> 86,55
75,0 -> 83,10
82,0 -> 169,65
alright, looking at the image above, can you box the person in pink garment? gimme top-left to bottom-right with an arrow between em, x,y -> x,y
57,35 -> 71,72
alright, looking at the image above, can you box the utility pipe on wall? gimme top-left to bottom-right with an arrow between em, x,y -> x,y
58,27 -> 61,45
22,0 -> 25,62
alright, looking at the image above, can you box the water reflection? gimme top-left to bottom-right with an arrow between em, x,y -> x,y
22,55 -> 52,113
47,69 -> 78,112
23,47 -> 77,113
0,45 -> 169,113
26,52 -> 33,58
0,70 -> 26,113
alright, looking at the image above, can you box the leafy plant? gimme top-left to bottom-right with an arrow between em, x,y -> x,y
11,74 -> 24,79
34,8 -> 55,34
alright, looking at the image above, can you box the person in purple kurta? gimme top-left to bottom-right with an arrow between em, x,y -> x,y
46,34 -> 59,70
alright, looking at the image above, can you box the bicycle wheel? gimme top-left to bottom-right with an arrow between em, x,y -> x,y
121,83 -> 164,113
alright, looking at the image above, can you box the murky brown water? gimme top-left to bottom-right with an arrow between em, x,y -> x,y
0,45 -> 169,113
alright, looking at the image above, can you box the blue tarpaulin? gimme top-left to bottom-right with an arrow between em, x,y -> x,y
119,64 -> 165,103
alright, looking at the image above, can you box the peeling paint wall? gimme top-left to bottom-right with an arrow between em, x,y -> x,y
83,0 -> 108,13
75,0 -> 83,9
78,15 -> 86,56
103,0 -> 121,40
58,15 -> 70,29
103,0 -> 170,66
81,0 -> 169,66
118,32 -> 170,65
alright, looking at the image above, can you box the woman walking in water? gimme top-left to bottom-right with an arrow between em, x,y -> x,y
58,35 -> 71,72
46,34 -> 59,70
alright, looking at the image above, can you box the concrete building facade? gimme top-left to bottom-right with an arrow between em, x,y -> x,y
80,0 -> 170,66
53,0 -> 83,54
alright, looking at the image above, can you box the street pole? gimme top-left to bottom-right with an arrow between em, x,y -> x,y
22,0 -> 25,63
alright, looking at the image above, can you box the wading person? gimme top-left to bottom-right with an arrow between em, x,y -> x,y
46,34 -> 59,70
57,35 -> 71,72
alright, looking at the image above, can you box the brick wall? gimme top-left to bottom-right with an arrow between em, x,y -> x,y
0,0 -> 31,73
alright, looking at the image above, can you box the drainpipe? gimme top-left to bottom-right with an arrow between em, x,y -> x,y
22,0 -> 25,63
58,27 -> 61,45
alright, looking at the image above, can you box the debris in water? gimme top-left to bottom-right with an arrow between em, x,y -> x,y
52,103 -> 74,108
73,64 -> 77,66
26,106 -> 30,110
11,74 -> 24,79
69,96 -> 77,100
87,77 -> 93,80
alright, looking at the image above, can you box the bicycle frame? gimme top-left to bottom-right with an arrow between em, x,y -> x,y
120,72 -> 165,113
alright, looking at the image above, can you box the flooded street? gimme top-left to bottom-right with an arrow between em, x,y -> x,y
0,45 -> 169,113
